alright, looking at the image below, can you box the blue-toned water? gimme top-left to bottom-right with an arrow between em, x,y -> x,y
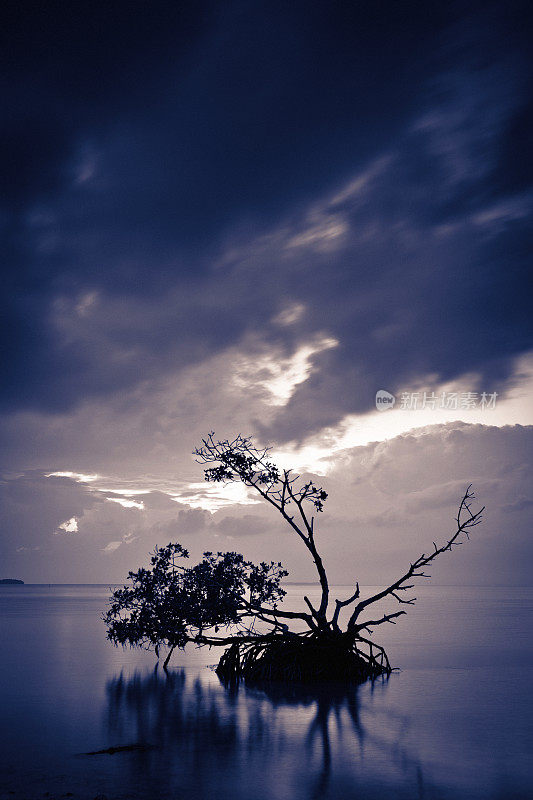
0,584 -> 532,800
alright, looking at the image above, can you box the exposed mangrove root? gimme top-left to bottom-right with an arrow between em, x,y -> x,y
215,634 -> 392,685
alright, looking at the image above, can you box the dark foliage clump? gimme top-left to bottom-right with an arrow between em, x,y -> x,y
104,542 -> 287,667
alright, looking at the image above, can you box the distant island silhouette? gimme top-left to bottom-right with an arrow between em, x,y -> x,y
0,579 -> 24,585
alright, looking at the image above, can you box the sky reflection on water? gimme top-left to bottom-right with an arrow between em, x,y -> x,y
0,584 -> 532,800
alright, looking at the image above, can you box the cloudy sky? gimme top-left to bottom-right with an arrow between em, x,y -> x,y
2,0 -> 532,585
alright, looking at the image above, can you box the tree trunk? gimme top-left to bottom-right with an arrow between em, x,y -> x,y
163,645 -> 175,669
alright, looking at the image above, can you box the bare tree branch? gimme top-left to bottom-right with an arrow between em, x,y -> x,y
347,485 -> 484,630
331,583 -> 360,631
354,610 -> 406,633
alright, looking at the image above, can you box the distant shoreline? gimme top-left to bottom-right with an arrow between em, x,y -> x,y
1,582 -> 533,588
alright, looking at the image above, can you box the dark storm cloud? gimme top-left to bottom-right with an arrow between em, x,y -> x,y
2,0 -> 532,435
0,471 -> 99,560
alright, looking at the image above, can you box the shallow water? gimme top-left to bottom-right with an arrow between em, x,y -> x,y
0,584 -> 532,799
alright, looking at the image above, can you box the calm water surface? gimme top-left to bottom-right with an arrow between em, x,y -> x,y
0,584 -> 532,800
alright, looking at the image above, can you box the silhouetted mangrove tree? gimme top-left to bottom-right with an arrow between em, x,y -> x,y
105,433 -> 484,683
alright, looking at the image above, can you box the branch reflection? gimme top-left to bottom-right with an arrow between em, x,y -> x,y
104,669 -> 429,799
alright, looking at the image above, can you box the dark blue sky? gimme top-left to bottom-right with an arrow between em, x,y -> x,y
2,0 -> 531,423
1,1 -> 532,581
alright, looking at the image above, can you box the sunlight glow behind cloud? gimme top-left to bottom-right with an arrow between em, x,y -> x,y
47,471 -> 99,482
232,337 -> 338,407
37,353 -> 533,518
106,497 -> 145,510
272,352 -> 533,474
170,481 -> 260,512
56,517 -> 78,533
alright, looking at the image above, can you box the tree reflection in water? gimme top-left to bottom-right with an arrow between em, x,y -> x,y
104,668 -> 429,799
